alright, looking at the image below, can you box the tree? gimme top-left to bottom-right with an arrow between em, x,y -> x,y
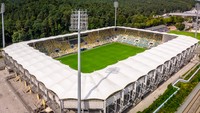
1,0 -> 195,45
12,31 -> 22,43
175,23 -> 185,31
174,16 -> 184,23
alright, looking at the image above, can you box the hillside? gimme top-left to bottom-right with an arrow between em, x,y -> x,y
0,0 -> 196,45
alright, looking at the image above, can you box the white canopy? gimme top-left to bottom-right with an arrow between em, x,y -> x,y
3,30 -> 199,100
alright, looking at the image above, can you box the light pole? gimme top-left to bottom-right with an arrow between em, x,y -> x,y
70,10 -> 88,113
195,2 -> 200,38
1,3 -> 5,48
114,0 -> 118,28
77,10 -> 81,113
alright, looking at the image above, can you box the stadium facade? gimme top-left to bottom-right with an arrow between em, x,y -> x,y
2,26 -> 199,113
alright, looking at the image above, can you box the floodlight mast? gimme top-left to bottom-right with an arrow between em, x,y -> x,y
77,10 -> 81,113
195,1 -> 200,38
114,0 -> 118,28
195,0 -> 200,38
70,10 -> 88,113
1,3 -> 5,48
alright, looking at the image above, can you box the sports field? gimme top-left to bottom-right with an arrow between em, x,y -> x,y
169,30 -> 200,40
57,43 -> 145,73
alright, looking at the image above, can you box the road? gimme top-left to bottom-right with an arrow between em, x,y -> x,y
177,83 -> 200,113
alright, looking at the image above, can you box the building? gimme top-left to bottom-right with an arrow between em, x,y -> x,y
2,26 -> 199,113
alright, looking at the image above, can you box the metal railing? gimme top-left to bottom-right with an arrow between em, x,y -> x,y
153,64 -> 200,113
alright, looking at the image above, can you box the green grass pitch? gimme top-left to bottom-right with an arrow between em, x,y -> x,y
56,42 -> 145,73
169,30 -> 200,40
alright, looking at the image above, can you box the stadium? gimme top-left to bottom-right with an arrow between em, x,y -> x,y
2,26 -> 199,113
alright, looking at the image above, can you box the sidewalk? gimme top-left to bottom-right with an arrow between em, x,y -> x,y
128,60 -> 199,113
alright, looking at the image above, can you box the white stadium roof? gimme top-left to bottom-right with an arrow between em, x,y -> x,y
3,27 -> 199,101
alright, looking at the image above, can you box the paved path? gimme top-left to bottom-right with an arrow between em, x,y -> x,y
177,83 -> 200,113
0,70 -> 28,113
128,60 -> 199,113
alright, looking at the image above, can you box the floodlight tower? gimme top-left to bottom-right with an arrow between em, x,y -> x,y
1,3 -> 5,48
114,0 -> 118,28
195,1 -> 200,38
70,10 -> 88,113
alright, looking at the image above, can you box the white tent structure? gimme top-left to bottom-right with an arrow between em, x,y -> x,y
2,26 -> 199,113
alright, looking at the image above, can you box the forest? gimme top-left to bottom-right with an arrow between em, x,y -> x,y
0,0 -> 196,46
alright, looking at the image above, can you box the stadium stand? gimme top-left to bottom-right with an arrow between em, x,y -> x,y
116,28 -> 163,48
32,27 -> 164,58
3,26 -> 199,113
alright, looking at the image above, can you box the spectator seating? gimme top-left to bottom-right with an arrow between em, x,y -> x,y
32,29 -> 163,58
116,34 -> 162,48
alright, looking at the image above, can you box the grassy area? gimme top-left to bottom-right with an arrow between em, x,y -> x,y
169,30 -> 200,40
159,65 -> 200,113
138,65 -> 200,113
137,84 -> 177,113
56,43 -> 145,73
184,65 -> 200,80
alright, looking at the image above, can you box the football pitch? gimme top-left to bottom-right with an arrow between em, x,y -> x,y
56,43 -> 145,73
